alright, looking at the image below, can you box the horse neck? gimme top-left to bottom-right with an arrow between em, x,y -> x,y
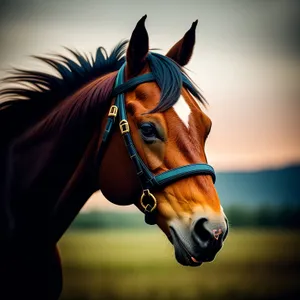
50,129 -> 101,243
7,80 -> 114,243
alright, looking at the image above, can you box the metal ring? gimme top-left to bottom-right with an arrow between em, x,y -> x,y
140,189 -> 157,213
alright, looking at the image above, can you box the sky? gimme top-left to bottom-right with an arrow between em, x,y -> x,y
0,0 -> 299,210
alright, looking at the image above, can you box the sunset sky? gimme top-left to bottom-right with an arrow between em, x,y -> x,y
0,0 -> 299,210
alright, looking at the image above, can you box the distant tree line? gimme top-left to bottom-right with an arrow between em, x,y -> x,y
69,205 -> 300,231
225,205 -> 300,228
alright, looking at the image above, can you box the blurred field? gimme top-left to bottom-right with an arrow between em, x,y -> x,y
58,228 -> 300,300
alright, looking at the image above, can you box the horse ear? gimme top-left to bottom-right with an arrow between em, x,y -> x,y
166,20 -> 198,66
126,15 -> 149,77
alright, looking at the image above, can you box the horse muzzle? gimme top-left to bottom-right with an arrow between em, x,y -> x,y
168,215 -> 228,266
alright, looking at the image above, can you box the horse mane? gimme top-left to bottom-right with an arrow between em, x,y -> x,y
0,40 -> 127,148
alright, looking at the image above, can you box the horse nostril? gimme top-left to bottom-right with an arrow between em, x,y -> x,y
193,218 -> 212,242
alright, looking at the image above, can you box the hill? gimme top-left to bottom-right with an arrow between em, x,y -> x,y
215,164 -> 300,208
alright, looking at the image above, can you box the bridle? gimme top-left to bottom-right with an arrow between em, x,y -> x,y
96,60 -> 216,225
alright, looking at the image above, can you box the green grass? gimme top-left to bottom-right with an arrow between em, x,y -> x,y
58,228 -> 300,300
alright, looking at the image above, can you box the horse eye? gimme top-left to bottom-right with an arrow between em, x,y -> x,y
140,123 -> 158,143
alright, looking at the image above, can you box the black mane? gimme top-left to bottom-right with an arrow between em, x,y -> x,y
0,40 -> 127,146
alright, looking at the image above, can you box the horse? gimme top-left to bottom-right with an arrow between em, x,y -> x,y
0,15 -> 228,300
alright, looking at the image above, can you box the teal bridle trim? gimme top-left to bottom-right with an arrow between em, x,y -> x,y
97,64 -> 216,224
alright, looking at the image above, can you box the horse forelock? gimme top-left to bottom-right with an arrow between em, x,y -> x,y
145,52 -> 207,114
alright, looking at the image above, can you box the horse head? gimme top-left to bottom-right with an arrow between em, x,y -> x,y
98,16 -> 228,266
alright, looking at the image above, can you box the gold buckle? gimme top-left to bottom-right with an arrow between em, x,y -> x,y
108,105 -> 118,117
140,189 -> 157,213
119,120 -> 130,134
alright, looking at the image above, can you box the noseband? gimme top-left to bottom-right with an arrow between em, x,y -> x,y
97,63 -> 216,225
